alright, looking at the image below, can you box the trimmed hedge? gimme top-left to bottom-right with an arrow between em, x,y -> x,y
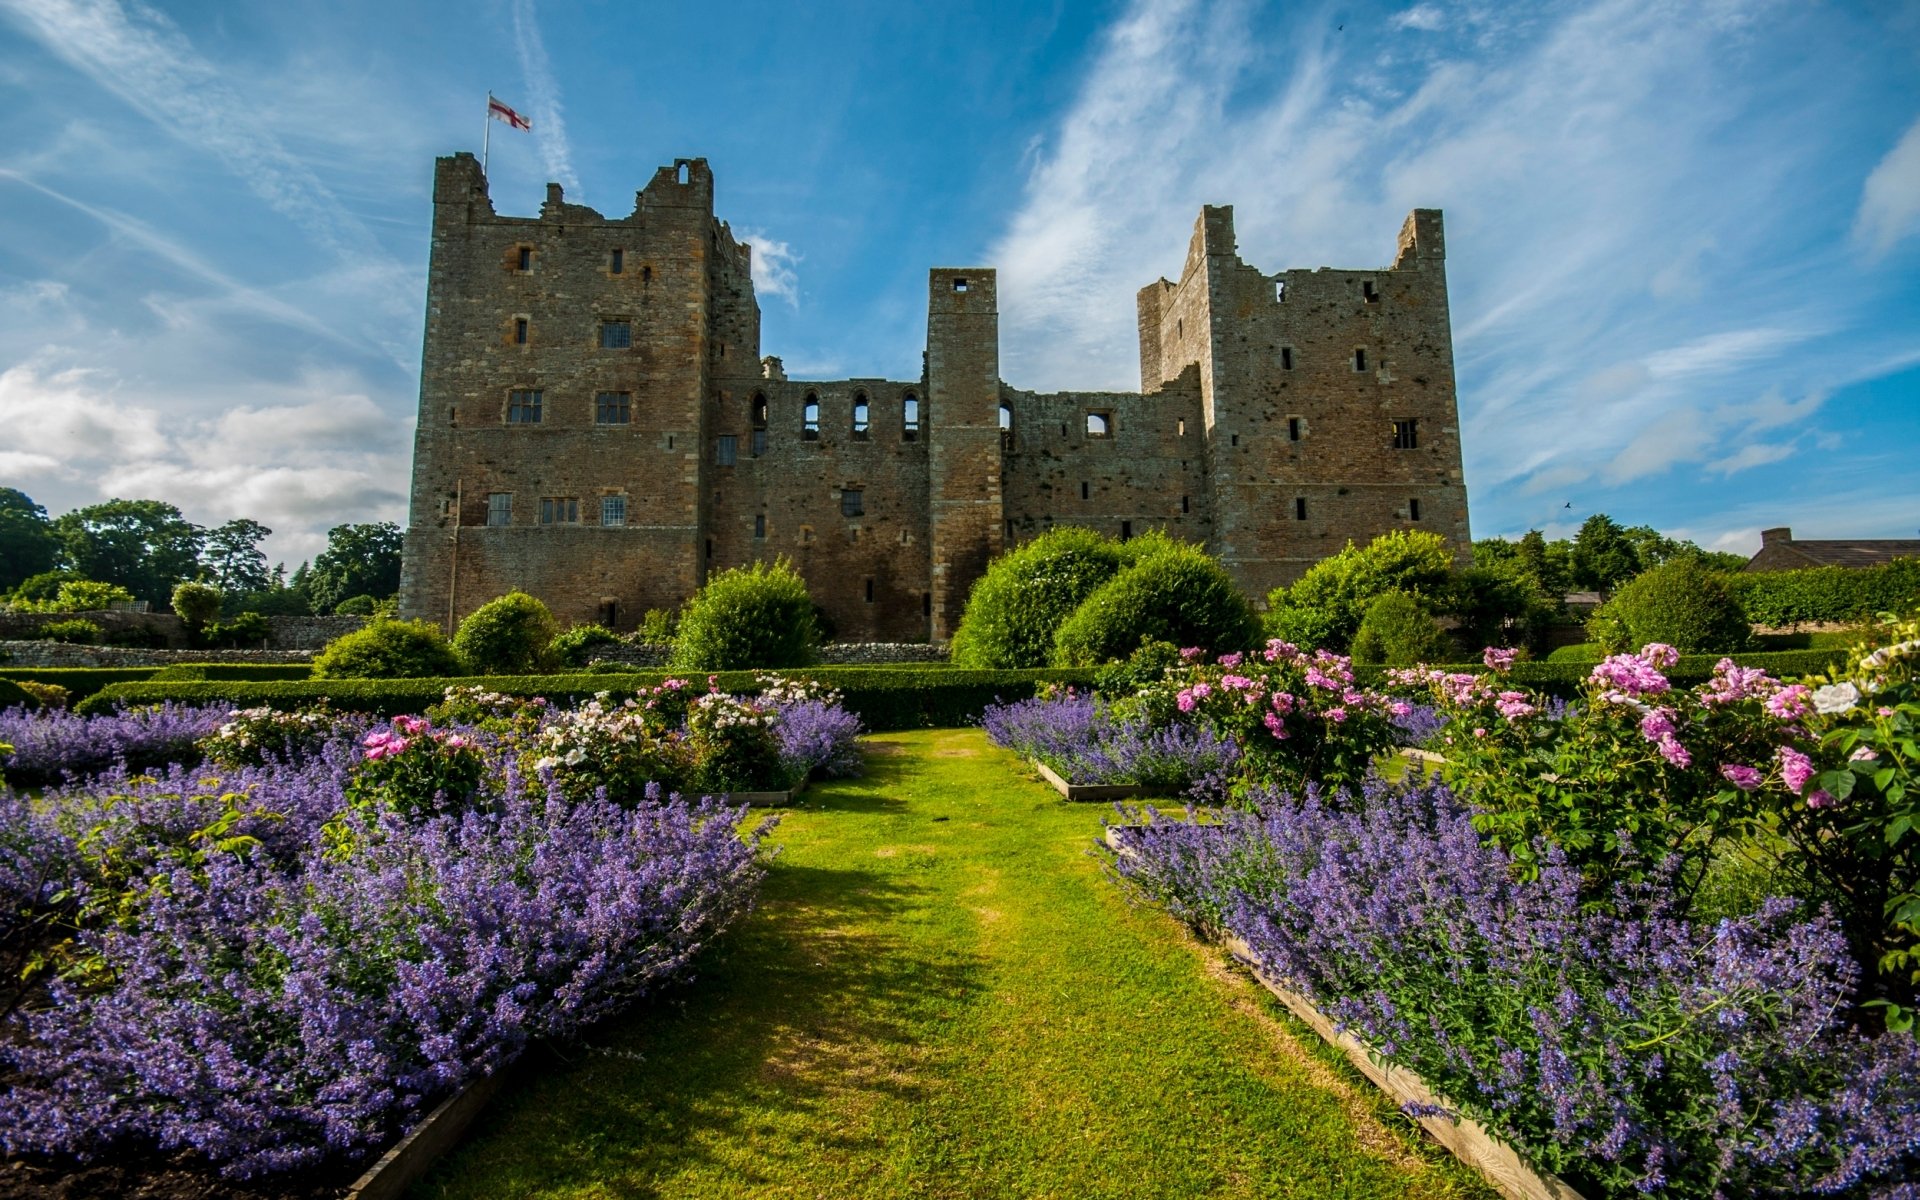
1356,648 -> 1846,699
75,666 -> 1099,731
0,678 -> 35,712
147,663 -> 316,682
0,667 -> 163,700
1726,558 -> 1920,626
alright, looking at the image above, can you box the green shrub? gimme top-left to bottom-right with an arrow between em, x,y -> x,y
949,528 -> 1129,669
1588,559 -> 1750,655
1545,642 -> 1603,663
38,619 -> 103,644
14,679 -> 68,710
452,591 -> 559,674
203,611 -> 271,649
1264,530 -> 1457,652
0,667 -> 161,700
0,678 -> 33,712
671,560 -> 818,671
1093,639 -> 1182,698
332,593 -> 378,616
77,666 -> 1099,730
1350,592 -> 1454,666
1726,558 -> 1920,627
1052,544 -> 1260,666
551,623 -> 622,668
170,581 -> 224,629
50,580 -> 135,612
634,608 -> 678,645
313,618 -> 461,680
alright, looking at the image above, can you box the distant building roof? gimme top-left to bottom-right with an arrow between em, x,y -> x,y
1745,526 -> 1920,572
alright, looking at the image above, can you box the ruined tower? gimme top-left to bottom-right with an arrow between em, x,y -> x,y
399,153 -> 1471,640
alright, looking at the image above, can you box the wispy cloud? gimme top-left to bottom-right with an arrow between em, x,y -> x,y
0,0 -> 381,260
739,228 -> 802,307
508,0 -> 578,195
1853,113 -> 1920,257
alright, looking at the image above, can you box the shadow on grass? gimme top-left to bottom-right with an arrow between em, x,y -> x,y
416,853 -> 985,1198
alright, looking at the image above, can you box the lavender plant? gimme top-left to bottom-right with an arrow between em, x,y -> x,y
981,693 -> 1240,803
0,703 -> 227,787
1110,779 -> 1920,1198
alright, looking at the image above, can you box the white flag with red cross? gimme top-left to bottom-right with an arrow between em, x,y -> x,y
488,95 -> 531,132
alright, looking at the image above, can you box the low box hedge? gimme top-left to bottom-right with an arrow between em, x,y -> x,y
75,666 -> 1097,730
147,663 -> 316,682
0,667 -> 164,700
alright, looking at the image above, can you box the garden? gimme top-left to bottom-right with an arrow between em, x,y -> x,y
2,527 -> 1917,1197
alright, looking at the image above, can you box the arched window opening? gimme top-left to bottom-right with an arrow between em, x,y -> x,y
852,394 -> 869,439
752,393 -> 768,428
802,395 -> 820,440
999,402 -> 1014,450
902,393 -> 920,441
1086,411 -> 1112,438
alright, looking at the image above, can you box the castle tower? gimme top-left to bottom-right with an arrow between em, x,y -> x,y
924,268 -> 1005,641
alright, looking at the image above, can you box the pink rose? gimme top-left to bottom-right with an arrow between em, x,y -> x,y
1719,763 -> 1762,791
1777,746 -> 1816,794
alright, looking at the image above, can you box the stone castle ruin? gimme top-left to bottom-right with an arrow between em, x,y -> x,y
399,154 -> 1471,641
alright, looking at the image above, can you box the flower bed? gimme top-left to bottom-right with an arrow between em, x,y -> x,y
0,702 -> 227,787
1109,780 -> 1920,1198
981,692 -> 1240,803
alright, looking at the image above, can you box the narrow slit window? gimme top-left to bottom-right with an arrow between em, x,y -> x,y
1354,348 -> 1368,371
865,579 -> 874,603
1281,346 -> 1293,370
1294,497 -> 1308,521
903,393 -> 919,440
506,389 -> 543,424
752,393 -> 768,427
610,248 -> 624,274
516,246 -> 532,272
716,435 -> 738,466
750,428 -> 768,457
923,592 -> 932,617
1120,520 -> 1132,541
803,396 -> 820,439
600,320 -> 632,349
1230,433 -> 1239,447
999,403 -> 1012,430
1274,280 -> 1286,302
600,496 -> 626,527
1362,279 -> 1378,303
1081,481 -> 1090,500
1181,495 -> 1190,514
1177,418 -> 1186,436
1288,416 -> 1302,442
1393,418 -> 1419,450
754,513 -> 766,538
596,392 -> 631,425
706,538 -> 713,560
486,493 -> 512,526
852,395 -> 869,438
513,317 -> 528,345
1409,498 -> 1422,521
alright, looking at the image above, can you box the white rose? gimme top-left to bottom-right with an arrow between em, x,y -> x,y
1812,682 -> 1862,715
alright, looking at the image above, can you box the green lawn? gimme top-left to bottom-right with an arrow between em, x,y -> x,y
416,729 -> 1490,1199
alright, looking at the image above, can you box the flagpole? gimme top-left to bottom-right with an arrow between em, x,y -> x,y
482,92 -> 492,177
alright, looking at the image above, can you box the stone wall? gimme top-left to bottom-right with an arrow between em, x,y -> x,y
0,643 -> 317,667
0,614 -> 364,656
0,610 -> 186,647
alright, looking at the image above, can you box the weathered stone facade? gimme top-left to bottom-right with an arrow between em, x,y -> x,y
400,154 -> 1471,641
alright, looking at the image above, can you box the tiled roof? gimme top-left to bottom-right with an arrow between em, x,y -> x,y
1769,540 -> 1920,569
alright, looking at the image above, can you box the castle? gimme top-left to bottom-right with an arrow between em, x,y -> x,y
399,154 -> 1471,641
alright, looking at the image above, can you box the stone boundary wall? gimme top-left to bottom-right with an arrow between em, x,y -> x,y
816,643 -> 946,665
0,613 -> 366,657
0,610 -> 187,647
0,643 -> 318,667
264,615 -> 369,650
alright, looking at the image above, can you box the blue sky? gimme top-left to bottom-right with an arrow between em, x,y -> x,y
0,0 -> 1915,568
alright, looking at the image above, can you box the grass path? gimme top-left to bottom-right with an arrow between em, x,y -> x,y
417,729 -> 1490,1199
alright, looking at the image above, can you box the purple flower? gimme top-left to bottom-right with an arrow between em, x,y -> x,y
1719,764 -> 1763,792
1777,746 -> 1816,795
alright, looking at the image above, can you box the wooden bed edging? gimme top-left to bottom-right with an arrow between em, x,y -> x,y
344,1068 -> 509,1200
1030,758 -> 1155,802
1101,826 -> 1585,1200
1395,746 -> 1448,765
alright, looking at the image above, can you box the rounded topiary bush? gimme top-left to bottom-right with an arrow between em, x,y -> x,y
949,527 -> 1129,669
332,593 -> 378,616
1051,543 -> 1260,666
312,618 -> 462,679
452,592 -> 560,675
1588,558 -> 1751,655
551,622 -> 622,668
1350,591 -> 1454,666
170,582 -> 223,630
671,559 -> 818,671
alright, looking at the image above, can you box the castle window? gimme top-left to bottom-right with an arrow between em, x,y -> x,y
751,428 -> 768,457
596,392 -> 631,424
752,394 -> 768,427
1281,347 -> 1293,370
754,513 -> 766,538
800,525 -> 815,544
903,393 -> 920,440
516,246 -> 532,272
841,489 -> 864,518
540,497 -> 580,525
1120,520 -> 1132,541
999,403 -> 1013,430
610,248 -> 624,274
865,579 -> 874,603
952,277 -> 969,292
642,264 -> 652,284
507,390 -> 543,424
676,162 -> 690,185
1353,348 -> 1368,371
600,320 -> 632,349
1006,518 -> 1014,537
1362,279 -> 1378,303
706,538 -> 713,560
513,317 -> 528,345
1288,416 -> 1302,442
1231,434 -> 1239,447
716,435 -> 738,466
1081,481 -> 1090,500
1409,497 -> 1422,521
803,396 -> 820,439
924,592 -> 932,617
852,395 -> 869,438
1294,497 -> 1308,521
1274,280 -> 1286,302
601,496 -> 627,526
1393,418 -> 1419,449
486,493 -> 512,526
1181,495 -> 1190,514
1086,412 -> 1111,438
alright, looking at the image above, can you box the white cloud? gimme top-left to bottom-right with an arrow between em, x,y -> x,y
508,0 -> 579,195
1853,114 -> 1920,256
1706,441 -> 1795,476
1391,5 -> 1446,32
739,229 -> 802,307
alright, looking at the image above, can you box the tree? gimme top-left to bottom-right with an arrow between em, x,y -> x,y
1569,514 -> 1641,593
51,499 -> 205,607
0,489 -> 60,593
201,519 -> 273,595
170,581 -> 224,632
1264,529 -> 1458,651
1517,529 -> 1573,599
307,522 -> 404,614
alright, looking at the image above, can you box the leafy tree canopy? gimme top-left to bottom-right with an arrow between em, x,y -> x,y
307,522 -> 403,614
51,499 -> 205,607
0,488 -> 59,594
201,518 -> 274,595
